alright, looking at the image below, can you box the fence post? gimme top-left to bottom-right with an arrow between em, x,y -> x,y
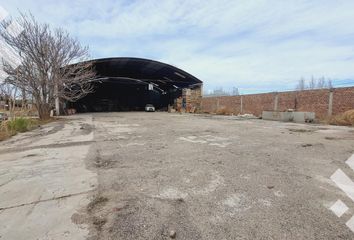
274,92 -> 279,111
328,89 -> 334,117
240,96 -> 243,114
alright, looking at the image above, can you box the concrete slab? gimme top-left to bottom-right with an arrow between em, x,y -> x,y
0,115 -> 97,240
262,111 -> 315,123
0,194 -> 90,240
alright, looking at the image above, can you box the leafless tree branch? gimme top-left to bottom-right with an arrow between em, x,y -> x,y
0,13 -> 96,119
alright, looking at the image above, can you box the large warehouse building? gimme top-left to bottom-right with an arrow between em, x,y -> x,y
68,57 -> 203,113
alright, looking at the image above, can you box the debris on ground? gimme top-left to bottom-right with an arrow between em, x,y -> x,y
237,113 -> 257,119
288,128 -> 315,133
92,216 -> 107,231
169,230 -> 176,239
325,136 -> 339,140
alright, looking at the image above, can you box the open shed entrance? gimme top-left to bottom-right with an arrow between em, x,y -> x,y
70,79 -> 182,112
67,57 -> 202,113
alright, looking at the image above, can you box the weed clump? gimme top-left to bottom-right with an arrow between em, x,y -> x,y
7,117 -> 32,132
329,110 -> 354,126
0,117 -> 41,141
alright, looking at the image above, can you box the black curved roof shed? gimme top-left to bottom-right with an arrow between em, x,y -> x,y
90,57 -> 203,88
68,57 -> 202,112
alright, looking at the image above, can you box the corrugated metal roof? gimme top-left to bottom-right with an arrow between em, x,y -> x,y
89,57 -> 202,88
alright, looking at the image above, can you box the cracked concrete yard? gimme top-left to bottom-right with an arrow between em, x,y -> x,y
1,112 -> 354,239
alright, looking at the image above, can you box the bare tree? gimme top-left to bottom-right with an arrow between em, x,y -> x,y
308,76 -> 316,89
0,19 -> 22,82
232,87 -> 239,96
0,13 -> 96,119
317,76 -> 326,89
296,76 -> 335,91
327,79 -> 333,89
0,82 -> 19,118
0,82 -> 7,102
296,77 -> 306,90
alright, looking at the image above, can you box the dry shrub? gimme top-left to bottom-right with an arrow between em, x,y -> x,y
216,107 -> 234,115
329,110 -> 354,126
0,120 -> 13,141
0,117 -> 52,141
0,118 -> 30,141
10,108 -> 38,118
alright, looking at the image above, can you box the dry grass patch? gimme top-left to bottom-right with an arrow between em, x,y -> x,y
216,107 -> 234,115
329,110 -> 354,126
0,117 -> 56,141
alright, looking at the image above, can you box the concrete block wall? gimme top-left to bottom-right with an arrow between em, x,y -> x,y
201,87 -> 354,119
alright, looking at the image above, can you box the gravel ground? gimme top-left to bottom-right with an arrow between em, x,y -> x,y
1,112 -> 354,240
79,112 -> 354,239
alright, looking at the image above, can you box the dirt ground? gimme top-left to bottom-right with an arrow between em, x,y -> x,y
1,112 -> 354,239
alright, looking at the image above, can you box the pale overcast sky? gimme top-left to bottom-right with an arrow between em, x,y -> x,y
1,0 -> 354,94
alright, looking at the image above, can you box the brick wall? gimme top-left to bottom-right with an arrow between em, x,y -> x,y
242,93 -> 274,116
201,87 -> 354,119
332,87 -> 354,116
